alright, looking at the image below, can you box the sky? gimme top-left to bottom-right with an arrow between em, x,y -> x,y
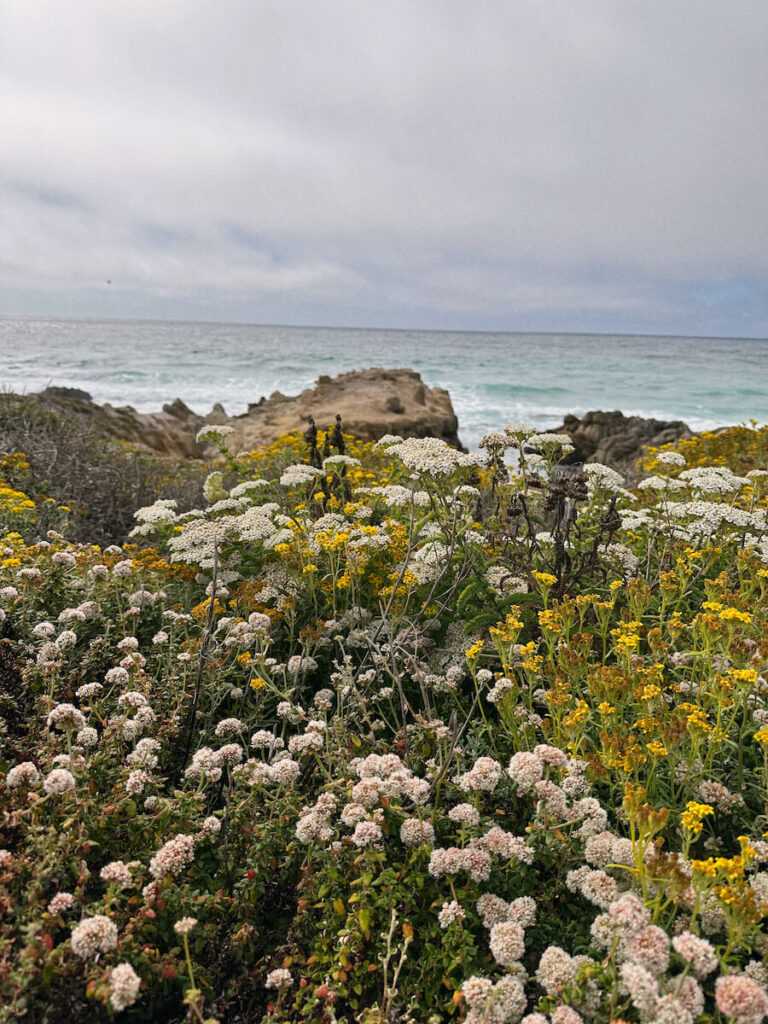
1,1 -> 767,337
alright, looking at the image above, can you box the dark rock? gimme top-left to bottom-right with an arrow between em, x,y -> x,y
551,410 -> 692,478
40,386 -> 92,403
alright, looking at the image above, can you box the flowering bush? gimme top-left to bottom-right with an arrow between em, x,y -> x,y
0,420 -> 767,1022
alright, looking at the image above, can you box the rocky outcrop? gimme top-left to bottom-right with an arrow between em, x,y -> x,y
31,391 -> 202,458
552,410 -> 693,477
227,367 -> 462,453
30,368 -> 462,458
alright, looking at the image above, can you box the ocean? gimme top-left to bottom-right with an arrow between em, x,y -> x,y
1,316 -> 766,452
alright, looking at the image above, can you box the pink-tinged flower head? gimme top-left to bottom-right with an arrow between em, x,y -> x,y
715,975 -> 768,1024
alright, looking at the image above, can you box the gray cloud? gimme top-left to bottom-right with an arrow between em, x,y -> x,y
1,0 -> 767,334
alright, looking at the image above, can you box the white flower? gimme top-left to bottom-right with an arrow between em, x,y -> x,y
43,769 -> 76,795
108,963 -> 141,1011
71,915 -> 119,958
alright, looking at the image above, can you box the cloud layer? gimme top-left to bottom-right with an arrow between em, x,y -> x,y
2,1 -> 767,334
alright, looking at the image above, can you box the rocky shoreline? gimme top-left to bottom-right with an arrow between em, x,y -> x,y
31,368 -> 693,475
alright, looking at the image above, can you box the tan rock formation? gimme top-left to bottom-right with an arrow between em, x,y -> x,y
34,368 -> 463,457
226,367 -> 462,453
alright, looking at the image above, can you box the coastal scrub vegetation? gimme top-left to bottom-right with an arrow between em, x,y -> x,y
1,417 -> 768,1024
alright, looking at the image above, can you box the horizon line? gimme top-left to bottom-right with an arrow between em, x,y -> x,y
1,311 -> 766,344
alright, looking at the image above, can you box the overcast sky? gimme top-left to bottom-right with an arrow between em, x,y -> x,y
1,1 -> 767,336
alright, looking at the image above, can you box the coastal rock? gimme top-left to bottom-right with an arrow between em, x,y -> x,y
32,392 -> 203,458
227,367 -> 462,453
553,410 -> 692,476
30,368 -> 462,458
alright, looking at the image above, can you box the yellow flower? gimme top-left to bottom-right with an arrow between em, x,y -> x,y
465,641 -> 484,661
754,728 -> 768,745
609,580 -> 623,592
250,677 -> 267,691
647,740 -> 668,757
718,608 -> 751,623
237,652 -> 252,665
681,801 -> 715,835
728,668 -> 758,684
598,702 -> 616,715
532,571 -> 557,587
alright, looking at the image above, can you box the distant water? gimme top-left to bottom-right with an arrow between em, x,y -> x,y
1,316 -> 766,451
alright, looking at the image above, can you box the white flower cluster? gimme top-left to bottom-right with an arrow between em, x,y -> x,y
388,436 -> 483,476
70,914 -> 119,958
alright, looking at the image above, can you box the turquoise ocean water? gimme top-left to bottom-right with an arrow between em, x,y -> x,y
1,317 -> 766,451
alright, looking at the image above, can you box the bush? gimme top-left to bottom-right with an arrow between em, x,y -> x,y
0,421 -> 767,1022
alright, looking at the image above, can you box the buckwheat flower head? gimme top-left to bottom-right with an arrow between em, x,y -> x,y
47,703 -> 86,732
112,560 -> 134,577
479,827 -> 534,863
521,1015 -> 549,1024
108,963 -> 141,1012
149,834 -> 196,880
489,920 -> 526,965
56,629 -> 77,649
32,621 -> 56,638
628,924 -> 670,975
126,769 -> 150,795
126,738 -> 161,770
462,976 -> 494,1008
536,946 -> 579,995
399,818 -> 435,848
619,961 -> 660,1016
271,757 -> 301,784
577,869 -> 619,909
52,550 -> 76,567
215,717 -> 244,737
650,994 -> 693,1024
105,666 -> 130,686
672,975 -> 705,1018
351,820 -> 383,848
671,931 -> 718,978
608,892 -> 652,937
508,896 -> 537,929
43,768 -> 76,795
218,742 -> 243,765
173,916 -> 198,936
715,975 -> 768,1024
448,803 -> 481,826
551,1008 -> 583,1024
48,891 -> 75,915
438,900 -> 466,928
70,914 -> 119,958
184,746 -> 222,781
507,751 -> 544,792
76,726 -> 99,748
100,861 -> 133,887
477,894 -> 513,929
76,682 -> 103,699
265,967 -> 293,989
455,756 -> 503,793
6,761 -> 40,788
